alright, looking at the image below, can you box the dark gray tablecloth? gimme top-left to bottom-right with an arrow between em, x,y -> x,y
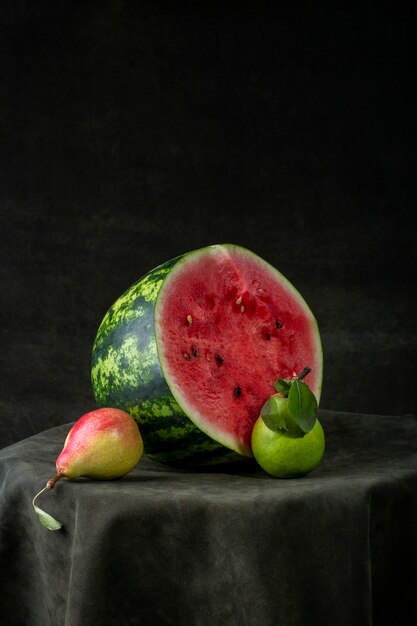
1,409 -> 417,626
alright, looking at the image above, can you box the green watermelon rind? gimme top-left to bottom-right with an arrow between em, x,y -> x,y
91,252 -> 240,465
154,244 -> 323,457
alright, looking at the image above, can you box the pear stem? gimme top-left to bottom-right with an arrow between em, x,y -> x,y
296,367 -> 311,381
46,469 -> 65,490
32,486 -> 47,509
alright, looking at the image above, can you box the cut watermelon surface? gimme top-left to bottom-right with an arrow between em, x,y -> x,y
91,244 -> 322,465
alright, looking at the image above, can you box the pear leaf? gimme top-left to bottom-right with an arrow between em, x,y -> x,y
260,396 -> 288,432
32,486 -> 63,531
273,378 -> 291,395
287,379 -> 317,434
34,504 -> 63,531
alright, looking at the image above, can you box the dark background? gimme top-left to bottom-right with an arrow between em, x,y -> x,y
0,2 -> 415,449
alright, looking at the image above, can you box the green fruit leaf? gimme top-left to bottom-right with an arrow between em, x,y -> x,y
33,504 -> 63,531
287,379 -> 317,433
274,378 -> 291,395
260,396 -> 288,432
32,486 -> 63,531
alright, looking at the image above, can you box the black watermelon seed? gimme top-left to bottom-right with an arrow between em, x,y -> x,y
215,354 -> 224,363
191,346 -> 198,358
265,333 -> 271,340
234,386 -> 241,397
275,320 -> 282,328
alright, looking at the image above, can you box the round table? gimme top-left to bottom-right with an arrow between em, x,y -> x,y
1,409 -> 417,625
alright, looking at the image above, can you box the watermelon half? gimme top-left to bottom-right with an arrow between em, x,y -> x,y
91,244 -> 322,465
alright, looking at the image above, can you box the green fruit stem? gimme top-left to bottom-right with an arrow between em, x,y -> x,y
46,469 -> 65,490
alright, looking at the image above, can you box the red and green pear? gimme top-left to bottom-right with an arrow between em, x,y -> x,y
47,407 -> 143,488
33,408 -> 143,530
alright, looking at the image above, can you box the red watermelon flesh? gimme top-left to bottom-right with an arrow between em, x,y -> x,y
155,245 -> 322,457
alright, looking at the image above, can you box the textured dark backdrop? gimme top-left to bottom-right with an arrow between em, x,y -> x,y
0,2 -> 415,449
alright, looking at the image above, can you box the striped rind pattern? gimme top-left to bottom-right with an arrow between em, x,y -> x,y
91,254 -> 237,465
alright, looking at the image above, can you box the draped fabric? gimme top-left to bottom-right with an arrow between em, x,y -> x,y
1,409 -> 417,626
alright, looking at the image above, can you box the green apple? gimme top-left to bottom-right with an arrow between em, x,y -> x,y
251,412 -> 325,478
